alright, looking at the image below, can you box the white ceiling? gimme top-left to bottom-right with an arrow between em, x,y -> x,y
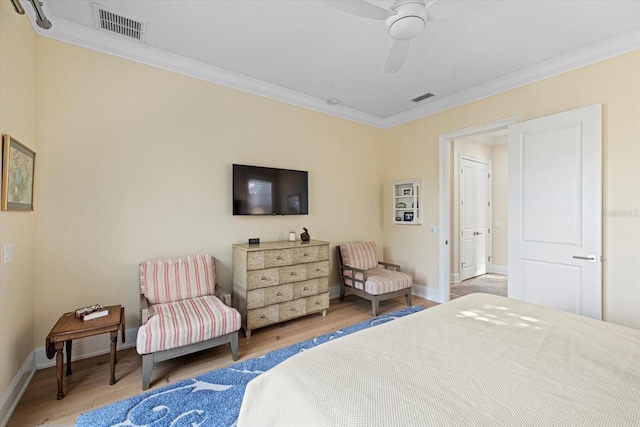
21,0 -> 640,128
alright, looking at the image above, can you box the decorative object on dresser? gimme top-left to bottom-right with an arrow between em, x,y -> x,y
300,227 -> 310,242
337,241 -> 412,316
136,254 -> 241,390
232,240 -> 330,337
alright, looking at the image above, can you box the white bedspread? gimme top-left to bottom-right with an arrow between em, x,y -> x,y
237,294 -> 640,426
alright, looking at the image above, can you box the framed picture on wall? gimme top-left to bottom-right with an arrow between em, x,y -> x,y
404,212 -> 414,222
2,134 -> 36,211
403,188 -> 412,195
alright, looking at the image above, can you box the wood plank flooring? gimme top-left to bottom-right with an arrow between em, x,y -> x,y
8,295 -> 437,426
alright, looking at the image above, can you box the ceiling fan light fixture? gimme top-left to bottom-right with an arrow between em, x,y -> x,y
386,15 -> 425,40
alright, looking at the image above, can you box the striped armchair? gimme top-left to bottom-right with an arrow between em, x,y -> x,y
338,242 -> 412,316
136,254 -> 240,389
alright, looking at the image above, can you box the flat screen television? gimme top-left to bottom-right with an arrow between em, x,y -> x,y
233,164 -> 308,215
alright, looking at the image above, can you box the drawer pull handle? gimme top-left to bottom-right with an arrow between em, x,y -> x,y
260,314 -> 266,319
303,287 -> 309,291
304,253 -> 309,257
315,301 -> 320,305
315,268 -> 321,272
276,292 -> 282,296
290,272 -> 296,276
276,256 -> 282,260
290,307 -> 296,312
261,276 -> 267,281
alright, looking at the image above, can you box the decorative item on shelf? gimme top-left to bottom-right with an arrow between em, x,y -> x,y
289,231 -> 296,241
403,188 -> 412,195
300,227 -> 310,242
396,202 -> 406,208
404,212 -> 414,222
395,216 -> 402,222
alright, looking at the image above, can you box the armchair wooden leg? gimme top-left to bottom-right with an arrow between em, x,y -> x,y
142,354 -> 153,390
406,291 -> 412,307
230,332 -> 239,361
372,299 -> 379,317
339,284 -> 345,301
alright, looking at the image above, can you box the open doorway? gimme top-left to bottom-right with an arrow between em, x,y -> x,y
438,117 -> 518,302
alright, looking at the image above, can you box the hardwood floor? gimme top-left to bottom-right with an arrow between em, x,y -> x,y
8,295 -> 437,426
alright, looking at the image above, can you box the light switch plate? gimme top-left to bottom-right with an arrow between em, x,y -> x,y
430,226 -> 440,235
4,243 -> 13,264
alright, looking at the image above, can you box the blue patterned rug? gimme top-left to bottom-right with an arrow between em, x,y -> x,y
75,306 -> 423,427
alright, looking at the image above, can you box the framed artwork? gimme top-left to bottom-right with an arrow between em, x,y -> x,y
2,134 -> 36,211
403,188 -> 412,195
404,212 -> 414,222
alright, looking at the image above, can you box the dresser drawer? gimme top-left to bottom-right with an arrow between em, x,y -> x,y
247,249 -> 294,270
292,279 -> 318,299
279,299 -> 306,321
278,264 -> 307,284
317,277 -> 329,293
293,246 -> 326,264
247,284 -> 294,309
306,261 -> 329,279
247,305 -> 279,329
306,292 -> 330,314
247,268 -> 279,290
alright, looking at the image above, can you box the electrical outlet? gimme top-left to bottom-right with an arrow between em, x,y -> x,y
4,243 -> 14,264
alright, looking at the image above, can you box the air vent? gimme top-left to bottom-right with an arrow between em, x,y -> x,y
93,4 -> 146,41
411,93 -> 434,103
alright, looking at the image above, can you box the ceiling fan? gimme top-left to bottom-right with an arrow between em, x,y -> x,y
326,0 -> 438,73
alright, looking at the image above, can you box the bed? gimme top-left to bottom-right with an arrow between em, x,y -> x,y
237,293 -> 640,426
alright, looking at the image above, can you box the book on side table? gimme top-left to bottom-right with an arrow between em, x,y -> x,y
75,304 -> 108,320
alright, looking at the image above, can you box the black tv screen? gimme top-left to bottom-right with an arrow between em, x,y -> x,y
233,164 -> 308,215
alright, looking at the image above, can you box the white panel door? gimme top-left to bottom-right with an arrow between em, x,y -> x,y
508,104 -> 602,319
460,157 -> 491,282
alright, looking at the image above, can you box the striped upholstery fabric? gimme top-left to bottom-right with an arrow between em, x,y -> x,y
340,242 -> 378,270
136,295 -> 241,354
140,254 -> 216,304
344,267 -> 412,295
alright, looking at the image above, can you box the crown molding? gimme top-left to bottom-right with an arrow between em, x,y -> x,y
23,7 -> 640,131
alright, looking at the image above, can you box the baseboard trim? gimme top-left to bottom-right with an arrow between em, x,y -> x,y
0,352 -> 35,427
35,327 -> 138,370
450,273 -> 460,284
491,265 -> 508,275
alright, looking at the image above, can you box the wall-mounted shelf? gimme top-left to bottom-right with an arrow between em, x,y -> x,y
393,179 -> 422,225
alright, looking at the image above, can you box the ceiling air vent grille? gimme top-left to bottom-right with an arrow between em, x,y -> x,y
412,93 -> 434,102
94,5 -> 146,41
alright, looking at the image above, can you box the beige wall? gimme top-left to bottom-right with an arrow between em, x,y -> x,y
383,50 -> 640,329
0,2 -> 37,398
32,37 -> 386,346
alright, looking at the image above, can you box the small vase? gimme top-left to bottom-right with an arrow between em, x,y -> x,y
288,231 -> 296,241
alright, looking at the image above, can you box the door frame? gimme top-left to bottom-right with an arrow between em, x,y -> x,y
438,117 -> 518,302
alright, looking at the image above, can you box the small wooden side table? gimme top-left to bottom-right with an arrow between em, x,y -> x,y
45,305 -> 125,399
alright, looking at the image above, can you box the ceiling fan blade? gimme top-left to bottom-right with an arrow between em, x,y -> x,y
323,0 -> 392,21
384,39 -> 411,73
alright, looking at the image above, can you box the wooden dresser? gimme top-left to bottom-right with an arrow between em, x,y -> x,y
232,240 -> 330,337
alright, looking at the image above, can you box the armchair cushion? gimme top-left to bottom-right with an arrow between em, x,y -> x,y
339,242 -> 378,270
136,295 -> 240,354
344,267 -> 413,295
140,254 -> 216,304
